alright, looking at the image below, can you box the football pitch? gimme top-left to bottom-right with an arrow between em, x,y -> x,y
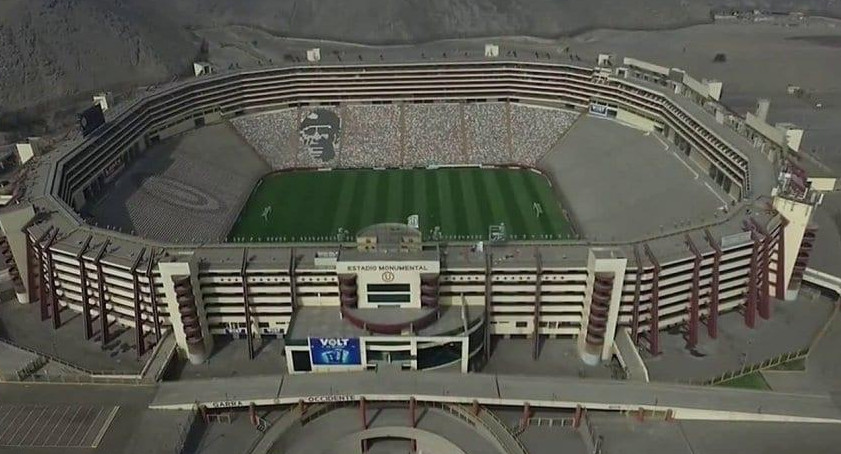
228,167 -> 574,243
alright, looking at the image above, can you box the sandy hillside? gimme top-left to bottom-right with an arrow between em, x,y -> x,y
1,0 -> 840,116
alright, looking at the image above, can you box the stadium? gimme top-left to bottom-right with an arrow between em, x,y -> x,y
0,55 -> 828,374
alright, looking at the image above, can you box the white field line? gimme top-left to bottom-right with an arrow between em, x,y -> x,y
2,406 -> 36,445
92,406 -> 119,448
32,405 -> 72,447
15,406 -> 48,446
50,405 -> 83,446
26,406 -> 60,447
76,407 -> 104,447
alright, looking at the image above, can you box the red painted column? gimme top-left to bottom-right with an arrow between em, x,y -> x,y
241,250 -> 254,360
631,246 -> 643,344
532,250 -> 542,360
288,248 -> 298,312
409,397 -> 417,428
484,251 -> 493,364
685,235 -> 701,347
759,231 -> 772,320
32,228 -> 54,322
131,249 -> 146,358
36,239 -> 49,321
749,218 -> 772,320
77,236 -> 93,340
45,231 -> 61,330
360,397 -> 369,453
25,233 -> 38,307
146,253 -> 162,342
94,241 -> 110,345
775,220 -> 787,299
360,397 -> 368,429
745,236 -> 760,329
704,229 -> 721,339
644,244 -> 660,355
519,402 -> 531,433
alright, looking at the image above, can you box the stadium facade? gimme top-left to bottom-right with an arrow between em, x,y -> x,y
0,57 -> 826,372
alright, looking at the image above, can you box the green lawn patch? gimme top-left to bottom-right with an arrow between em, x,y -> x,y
227,167 -> 574,243
714,371 -> 771,390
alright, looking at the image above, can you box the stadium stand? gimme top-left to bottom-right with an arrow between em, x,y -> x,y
403,103 -> 461,166
230,110 -> 298,169
232,102 -> 578,169
510,104 -> 578,164
340,104 -> 402,168
464,102 -> 511,164
87,123 -> 269,242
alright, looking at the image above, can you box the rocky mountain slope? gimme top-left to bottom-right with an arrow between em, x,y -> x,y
1,0 -> 839,119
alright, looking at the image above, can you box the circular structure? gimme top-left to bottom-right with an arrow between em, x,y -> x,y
3,57 -> 821,370
137,175 -> 222,212
265,403 -> 519,454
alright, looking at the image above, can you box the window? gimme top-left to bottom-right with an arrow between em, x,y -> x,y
369,293 -> 411,303
368,284 -> 410,292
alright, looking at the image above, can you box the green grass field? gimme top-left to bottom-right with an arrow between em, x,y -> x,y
714,372 -> 771,390
228,167 -> 573,243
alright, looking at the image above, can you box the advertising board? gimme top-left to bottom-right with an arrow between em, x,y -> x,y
589,103 -> 609,117
309,337 -> 363,366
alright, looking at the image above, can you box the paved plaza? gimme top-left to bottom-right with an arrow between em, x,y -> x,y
645,295 -> 836,383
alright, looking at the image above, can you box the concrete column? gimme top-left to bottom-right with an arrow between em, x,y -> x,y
578,248 -> 627,365
460,337 -> 469,373
772,196 -> 815,301
0,205 -> 36,303
159,261 -> 213,364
